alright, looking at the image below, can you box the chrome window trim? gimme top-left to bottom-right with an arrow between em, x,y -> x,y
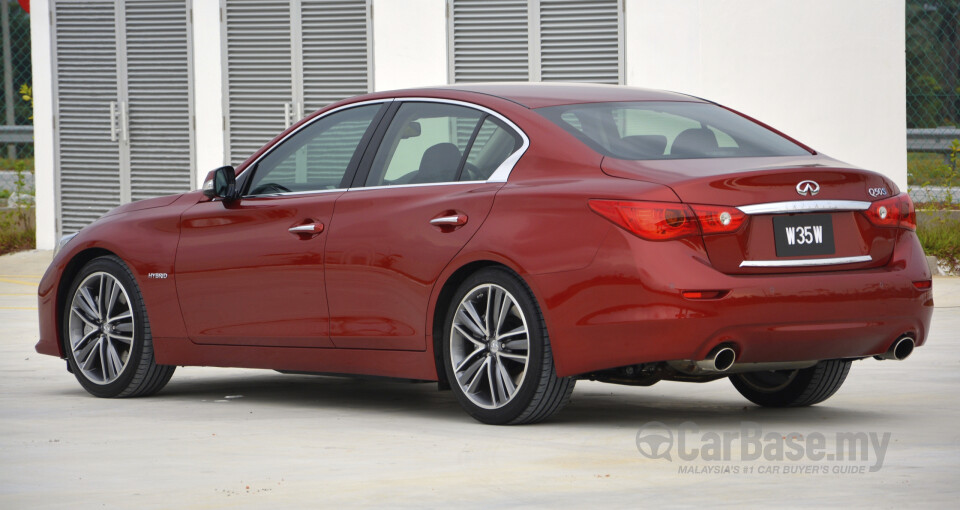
239,188 -> 346,200
739,255 -> 872,268
350,180 -> 491,192
237,96 -> 530,199
237,98 -> 394,197
737,200 -> 871,215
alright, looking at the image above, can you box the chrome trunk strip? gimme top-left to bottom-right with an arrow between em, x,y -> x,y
739,255 -> 873,268
737,200 -> 871,215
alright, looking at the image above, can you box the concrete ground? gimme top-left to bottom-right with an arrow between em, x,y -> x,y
1,249 -> 958,508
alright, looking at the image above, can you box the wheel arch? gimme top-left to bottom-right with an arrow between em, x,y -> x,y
430,258 -> 541,391
54,247 -> 120,356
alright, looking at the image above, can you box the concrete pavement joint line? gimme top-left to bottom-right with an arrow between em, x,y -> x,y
0,306 -> 37,310
0,277 -> 39,286
0,274 -> 41,278
0,293 -> 34,296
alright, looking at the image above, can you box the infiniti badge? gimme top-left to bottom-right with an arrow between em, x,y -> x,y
796,180 -> 820,196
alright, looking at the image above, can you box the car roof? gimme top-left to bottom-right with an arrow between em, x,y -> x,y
406,83 -> 704,109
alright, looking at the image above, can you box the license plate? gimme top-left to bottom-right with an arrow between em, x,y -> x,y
773,214 -> 835,257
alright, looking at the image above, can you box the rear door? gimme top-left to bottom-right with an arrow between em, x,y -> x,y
175,102 -> 386,347
324,100 -> 525,350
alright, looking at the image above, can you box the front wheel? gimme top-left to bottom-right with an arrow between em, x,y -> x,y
729,359 -> 851,407
63,255 -> 175,398
442,267 -> 575,424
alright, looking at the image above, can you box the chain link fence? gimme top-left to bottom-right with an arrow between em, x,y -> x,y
907,0 -> 960,205
0,0 -> 31,205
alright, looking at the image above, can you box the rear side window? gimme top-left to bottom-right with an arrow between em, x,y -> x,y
536,101 -> 810,160
364,102 -> 523,187
463,117 -> 522,181
365,102 -> 483,186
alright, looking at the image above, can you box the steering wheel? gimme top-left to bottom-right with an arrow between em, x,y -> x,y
250,182 -> 292,195
462,162 -> 483,182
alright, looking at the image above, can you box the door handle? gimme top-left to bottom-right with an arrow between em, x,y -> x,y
288,223 -> 324,235
430,214 -> 468,227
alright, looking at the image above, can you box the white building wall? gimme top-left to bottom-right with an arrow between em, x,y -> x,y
626,0 -> 907,190
191,0 -> 225,185
31,0 -> 907,248
371,0 -> 447,91
30,0 -> 55,249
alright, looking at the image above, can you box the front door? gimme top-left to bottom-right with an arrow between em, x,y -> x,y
175,103 -> 386,347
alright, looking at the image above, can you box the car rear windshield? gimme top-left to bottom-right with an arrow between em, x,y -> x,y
535,101 -> 812,160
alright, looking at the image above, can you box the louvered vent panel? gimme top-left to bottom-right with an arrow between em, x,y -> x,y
540,0 -> 620,83
125,0 -> 193,200
224,0 -> 293,165
301,0 -> 370,113
452,0 -> 529,82
53,0 -> 121,233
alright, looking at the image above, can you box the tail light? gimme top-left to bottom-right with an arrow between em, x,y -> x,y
589,200 -> 745,241
864,194 -> 916,231
899,193 -> 917,230
689,204 -> 746,234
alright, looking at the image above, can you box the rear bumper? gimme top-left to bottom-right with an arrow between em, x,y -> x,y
532,228 -> 934,377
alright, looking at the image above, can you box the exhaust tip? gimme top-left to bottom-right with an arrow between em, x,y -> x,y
892,336 -> 915,361
713,347 -> 737,371
693,346 -> 737,372
876,335 -> 915,361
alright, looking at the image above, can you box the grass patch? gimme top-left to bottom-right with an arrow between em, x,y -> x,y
910,143 -> 960,271
0,214 -> 34,255
908,152 -> 960,187
0,157 -> 34,171
0,156 -> 35,255
917,214 -> 960,274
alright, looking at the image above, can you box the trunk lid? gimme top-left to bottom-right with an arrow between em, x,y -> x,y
601,156 -> 901,274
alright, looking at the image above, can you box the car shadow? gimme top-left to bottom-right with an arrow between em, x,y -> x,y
553,386 -> 889,429
154,371 -> 467,420
138,371 -> 892,428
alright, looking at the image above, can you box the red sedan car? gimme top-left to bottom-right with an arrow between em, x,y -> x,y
36,84 -> 933,424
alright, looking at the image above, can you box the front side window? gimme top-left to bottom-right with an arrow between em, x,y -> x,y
537,101 -> 811,160
246,104 -> 381,195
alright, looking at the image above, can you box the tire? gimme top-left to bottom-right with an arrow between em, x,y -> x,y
729,359 -> 851,407
442,267 -> 575,425
62,255 -> 175,398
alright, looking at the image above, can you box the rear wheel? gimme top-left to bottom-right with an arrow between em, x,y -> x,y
442,267 -> 574,424
729,359 -> 851,407
63,255 -> 175,398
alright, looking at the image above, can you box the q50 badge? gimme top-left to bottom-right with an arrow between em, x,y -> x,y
868,187 -> 888,198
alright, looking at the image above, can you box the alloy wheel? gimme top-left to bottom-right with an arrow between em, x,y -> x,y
67,271 -> 136,385
449,283 -> 530,409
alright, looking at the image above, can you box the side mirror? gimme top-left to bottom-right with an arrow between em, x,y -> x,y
202,166 -> 238,200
